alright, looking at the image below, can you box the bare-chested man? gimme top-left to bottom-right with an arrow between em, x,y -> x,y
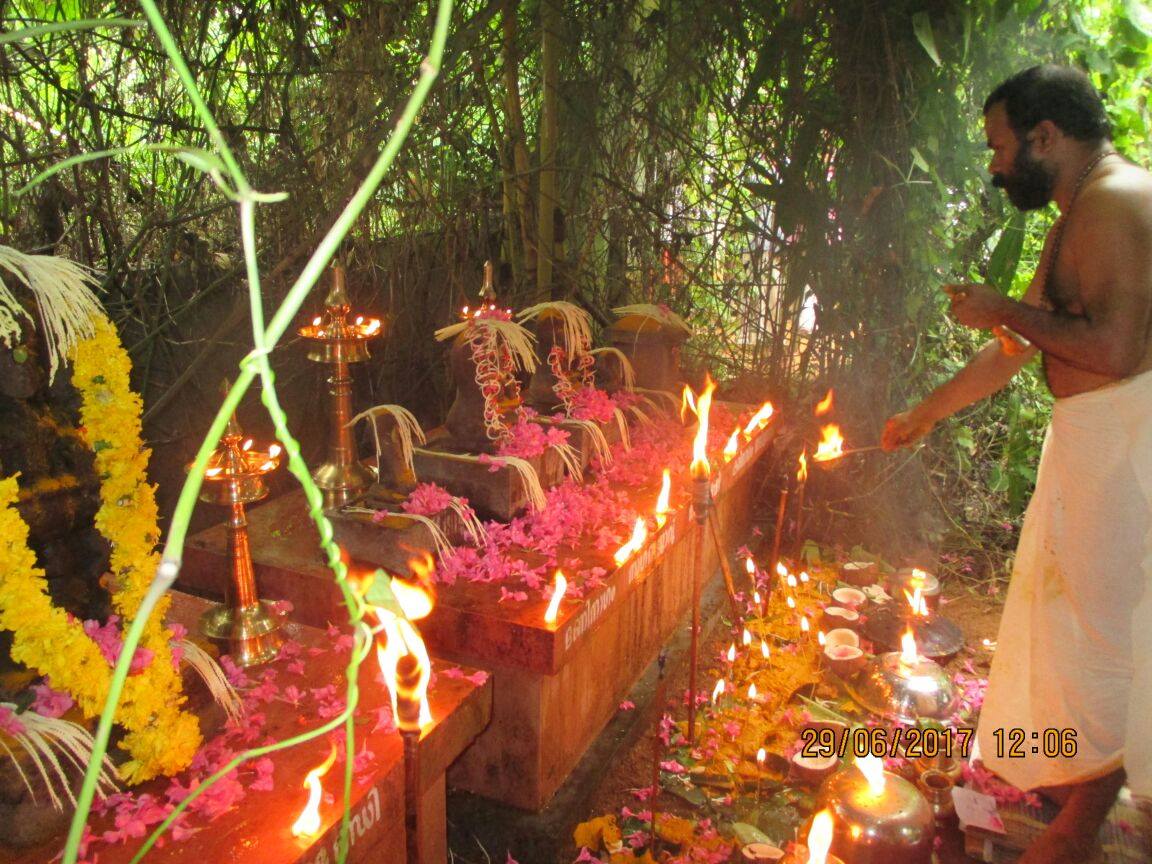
883,65 -> 1152,863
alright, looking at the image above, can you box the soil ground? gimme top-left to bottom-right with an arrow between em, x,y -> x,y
446,554 -> 1007,864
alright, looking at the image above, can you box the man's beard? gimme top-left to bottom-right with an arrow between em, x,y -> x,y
991,142 -> 1055,211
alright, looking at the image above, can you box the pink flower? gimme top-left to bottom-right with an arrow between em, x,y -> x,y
82,616 -> 155,674
401,482 -> 456,517
30,682 -> 73,719
618,700 -> 635,711
0,705 -> 26,736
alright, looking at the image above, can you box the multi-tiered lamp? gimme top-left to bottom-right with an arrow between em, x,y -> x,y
298,264 -> 382,508
193,405 -> 283,666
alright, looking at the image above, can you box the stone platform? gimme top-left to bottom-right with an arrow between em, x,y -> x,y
2,593 -> 491,864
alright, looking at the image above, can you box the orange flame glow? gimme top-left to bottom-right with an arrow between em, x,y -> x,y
726,643 -> 737,663
712,679 -> 725,702
742,628 -> 752,646
291,744 -> 338,838
786,596 -> 796,609
817,630 -> 826,647
812,425 -> 845,463
371,606 -> 433,729
815,390 -> 834,416
391,579 -> 434,621
544,571 -> 567,624
748,682 -> 758,700
800,616 -> 810,634
797,449 -> 808,481
787,573 -> 798,589
753,590 -> 763,605
742,402 -> 775,439
685,376 -> 716,479
900,627 -> 919,665
757,747 -> 766,767
723,428 -> 740,462
856,754 -> 887,797
775,561 -> 789,580
761,640 -> 770,659
268,443 -> 283,459
903,586 -> 928,618
654,469 -> 671,528
746,557 -> 756,576
806,809 -> 835,864
613,517 -> 648,566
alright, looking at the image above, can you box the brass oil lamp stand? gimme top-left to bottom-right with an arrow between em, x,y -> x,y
194,409 -> 283,666
298,265 -> 382,509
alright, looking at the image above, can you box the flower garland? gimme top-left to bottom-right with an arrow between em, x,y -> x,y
547,345 -> 579,413
0,320 -> 201,784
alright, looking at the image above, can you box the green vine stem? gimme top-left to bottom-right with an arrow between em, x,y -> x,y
60,1 -> 455,861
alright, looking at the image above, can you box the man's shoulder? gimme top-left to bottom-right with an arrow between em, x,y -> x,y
1077,162 -> 1152,224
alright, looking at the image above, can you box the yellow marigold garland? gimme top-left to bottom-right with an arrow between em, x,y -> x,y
0,320 -> 201,784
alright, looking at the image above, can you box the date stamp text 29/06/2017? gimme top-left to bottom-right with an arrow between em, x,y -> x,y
799,726 -> 1079,760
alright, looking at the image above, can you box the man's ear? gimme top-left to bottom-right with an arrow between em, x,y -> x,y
1027,119 -> 1060,155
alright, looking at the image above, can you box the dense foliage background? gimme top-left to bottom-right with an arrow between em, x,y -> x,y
1,0 -> 1149,582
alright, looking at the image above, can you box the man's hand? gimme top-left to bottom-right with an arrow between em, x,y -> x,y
882,407 -> 935,451
944,283 -> 1012,329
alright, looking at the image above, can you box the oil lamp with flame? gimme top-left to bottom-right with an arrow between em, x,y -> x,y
817,756 -> 935,864
681,376 -> 715,743
543,570 -> 567,624
298,264 -> 382,509
654,468 -> 671,528
849,627 -> 959,725
862,567 -> 963,660
192,403 -> 283,666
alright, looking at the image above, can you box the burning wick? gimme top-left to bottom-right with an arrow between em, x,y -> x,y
786,596 -> 797,609
712,679 -> 726,703
742,628 -> 752,647
760,640 -> 770,660
799,571 -> 809,584
812,424 -> 845,463
682,376 -> 716,480
900,627 -> 919,665
817,630 -> 826,647
856,754 -> 887,798
544,570 -> 567,624
742,401 -> 774,439
800,616 -> 810,634
726,643 -> 737,664
613,517 -> 648,566
904,586 -> 928,617
814,389 -> 834,416
291,744 -> 338,838
806,809 -> 835,864
654,469 -> 671,528
748,682 -> 758,700
723,427 -> 740,462
787,573 -> 798,589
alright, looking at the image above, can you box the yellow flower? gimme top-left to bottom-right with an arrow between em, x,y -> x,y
574,815 -> 620,851
655,814 -> 696,846
0,321 -> 201,784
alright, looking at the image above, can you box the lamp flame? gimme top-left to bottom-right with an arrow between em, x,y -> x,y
748,682 -> 758,700
742,628 -> 752,646
806,809 -> 835,864
903,586 -> 928,617
776,561 -> 789,580
392,579 -> 434,620
815,389 -> 834,416
371,605 -> 433,729
742,402 -> 774,439
900,627 -> 919,664
786,596 -> 796,609
544,570 -> 567,624
268,443 -> 282,459
800,571 -> 809,583
753,590 -> 762,605
684,376 -> 716,478
745,557 -> 756,576
856,754 -> 887,797
712,679 -> 725,702
723,428 -> 740,462
756,747 -> 766,766
797,449 -> 808,481
726,643 -> 737,663
817,630 -> 826,647
613,517 -> 648,566
812,425 -> 845,463
787,573 -> 798,588
654,469 -> 671,528
800,616 -> 810,634
291,743 -> 338,838
761,640 -> 770,659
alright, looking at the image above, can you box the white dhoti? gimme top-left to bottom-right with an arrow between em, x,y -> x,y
976,369 -> 1152,799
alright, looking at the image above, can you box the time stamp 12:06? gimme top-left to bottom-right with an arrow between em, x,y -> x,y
799,726 -> 1079,760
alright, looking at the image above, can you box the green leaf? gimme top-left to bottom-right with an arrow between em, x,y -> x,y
985,211 -> 1026,293
955,426 -> 975,453
0,18 -> 143,45
16,147 -> 135,195
173,148 -> 228,176
364,569 -> 405,617
910,147 -> 931,175
731,823 -> 772,846
911,12 -> 943,67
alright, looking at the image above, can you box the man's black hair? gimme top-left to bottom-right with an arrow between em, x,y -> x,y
984,64 -> 1111,142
